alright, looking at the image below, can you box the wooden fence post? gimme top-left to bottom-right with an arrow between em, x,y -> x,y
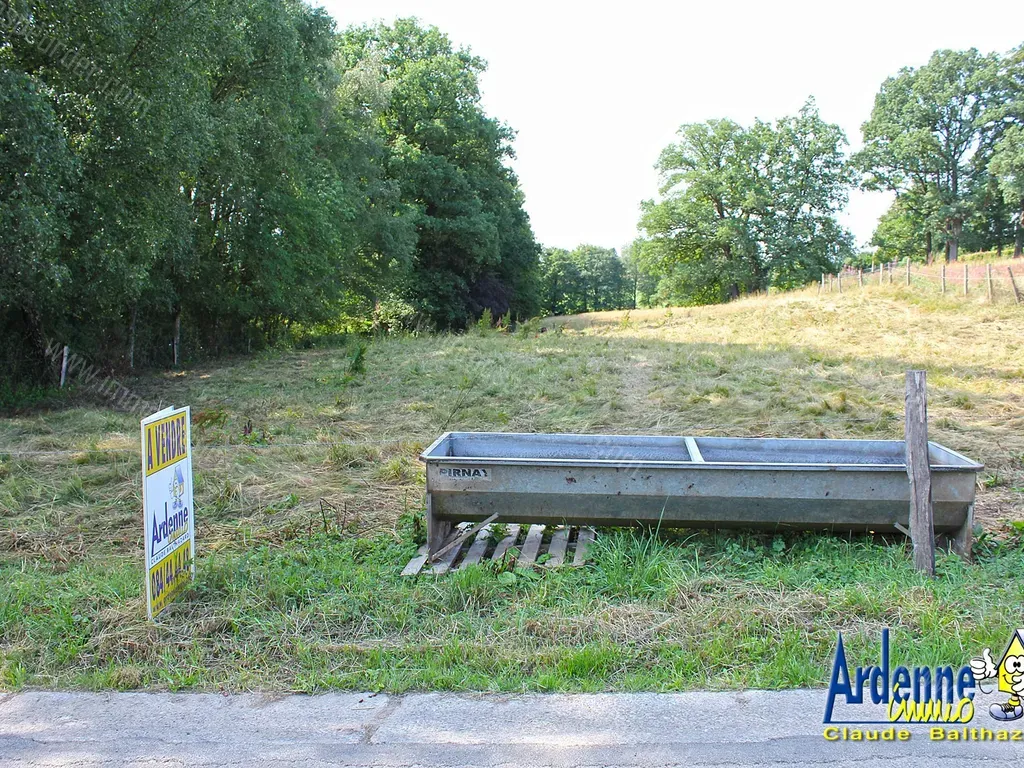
987,263 -> 994,301
963,264 -> 969,296
905,370 -> 937,573
1009,267 -> 1022,304
859,268 -> 863,288
940,263 -> 946,294
838,272 -> 843,294
905,370 -> 935,575
906,260 -> 911,286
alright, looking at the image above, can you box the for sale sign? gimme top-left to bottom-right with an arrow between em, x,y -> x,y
141,406 -> 195,619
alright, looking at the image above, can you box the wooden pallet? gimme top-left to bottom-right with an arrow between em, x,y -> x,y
401,523 -> 595,576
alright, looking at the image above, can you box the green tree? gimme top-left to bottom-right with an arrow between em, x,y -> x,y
621,240 -> 659,308
754,104 -> 855,288
990,126 -> 1024,257
871,197 -> 929,263
538,247 -> 583,316
1,0 -> 424,380
639,101 -> 852,305
856,49 -> 1002,262
537,245 -> 634,315
0,68 -> 77,377
571,245 -> 626,312
988,45 -> 1024,257
338,19 -> 538,328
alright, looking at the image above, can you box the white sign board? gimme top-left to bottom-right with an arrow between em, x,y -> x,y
141,406 -> 195,619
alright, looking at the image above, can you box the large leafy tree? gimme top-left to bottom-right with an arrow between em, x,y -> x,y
571,245 -> 627,312
752,105 -> 855,287
638,101 -> 853,305
621,240 -> 660,309
3,0 -> 380,369
990,126 -> 1024,257
989,45 -> 1024,257
174,0 -> 401,350
870,196 -> 929,263
0,68 -> 77,377
338,19 -> 539,328
856,49 -> 1002,262
641,119 -> 760,303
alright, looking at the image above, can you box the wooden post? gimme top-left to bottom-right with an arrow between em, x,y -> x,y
906,260 -> 911,286
859,268 -> 863,288
963,264 -> 969,296
889,262 -> 894,284
837,272 -> 843,294
1009,266 -> 1022,304
987,263 -> 994,301
905,370 -> 935,575
880,264 -> 884,285
940,263 -> 946,294
59,345 -> 70,388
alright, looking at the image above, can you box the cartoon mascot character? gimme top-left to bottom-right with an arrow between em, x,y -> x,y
169,465 -> 186,512
971,629 -> 1024,721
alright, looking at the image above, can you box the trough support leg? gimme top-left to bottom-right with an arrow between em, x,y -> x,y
426,494 -> 452,558
952,504 -> 974,561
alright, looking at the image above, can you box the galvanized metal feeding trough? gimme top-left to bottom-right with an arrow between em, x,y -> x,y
418,432 -> 983,565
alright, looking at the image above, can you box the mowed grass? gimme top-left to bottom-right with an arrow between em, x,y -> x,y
2,282 -> 1023,692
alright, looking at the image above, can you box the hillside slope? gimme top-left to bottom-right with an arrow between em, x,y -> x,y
3,284 -> 1022,549
1,284 -> 1023,691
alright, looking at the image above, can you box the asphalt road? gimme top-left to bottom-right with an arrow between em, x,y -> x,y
3,689 -> 1023,767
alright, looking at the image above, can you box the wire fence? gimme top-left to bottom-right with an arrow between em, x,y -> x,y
819,258 -> 1024,305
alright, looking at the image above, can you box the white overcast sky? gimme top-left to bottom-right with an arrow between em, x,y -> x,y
320,0 -> 1024,252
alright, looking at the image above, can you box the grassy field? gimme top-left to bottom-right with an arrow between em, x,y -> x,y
2,283 -> 1024,692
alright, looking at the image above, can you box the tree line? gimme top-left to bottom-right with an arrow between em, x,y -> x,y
1,3 -> 538,385
3,6 -> 1023,387
537,245 -> 643,316
630,46 -> 1024,308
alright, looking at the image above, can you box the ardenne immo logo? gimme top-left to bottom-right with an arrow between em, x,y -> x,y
823,628 -> 1024,742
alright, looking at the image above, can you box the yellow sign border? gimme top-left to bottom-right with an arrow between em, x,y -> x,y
143,410 -> 190,478
147,538 -> 193,618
